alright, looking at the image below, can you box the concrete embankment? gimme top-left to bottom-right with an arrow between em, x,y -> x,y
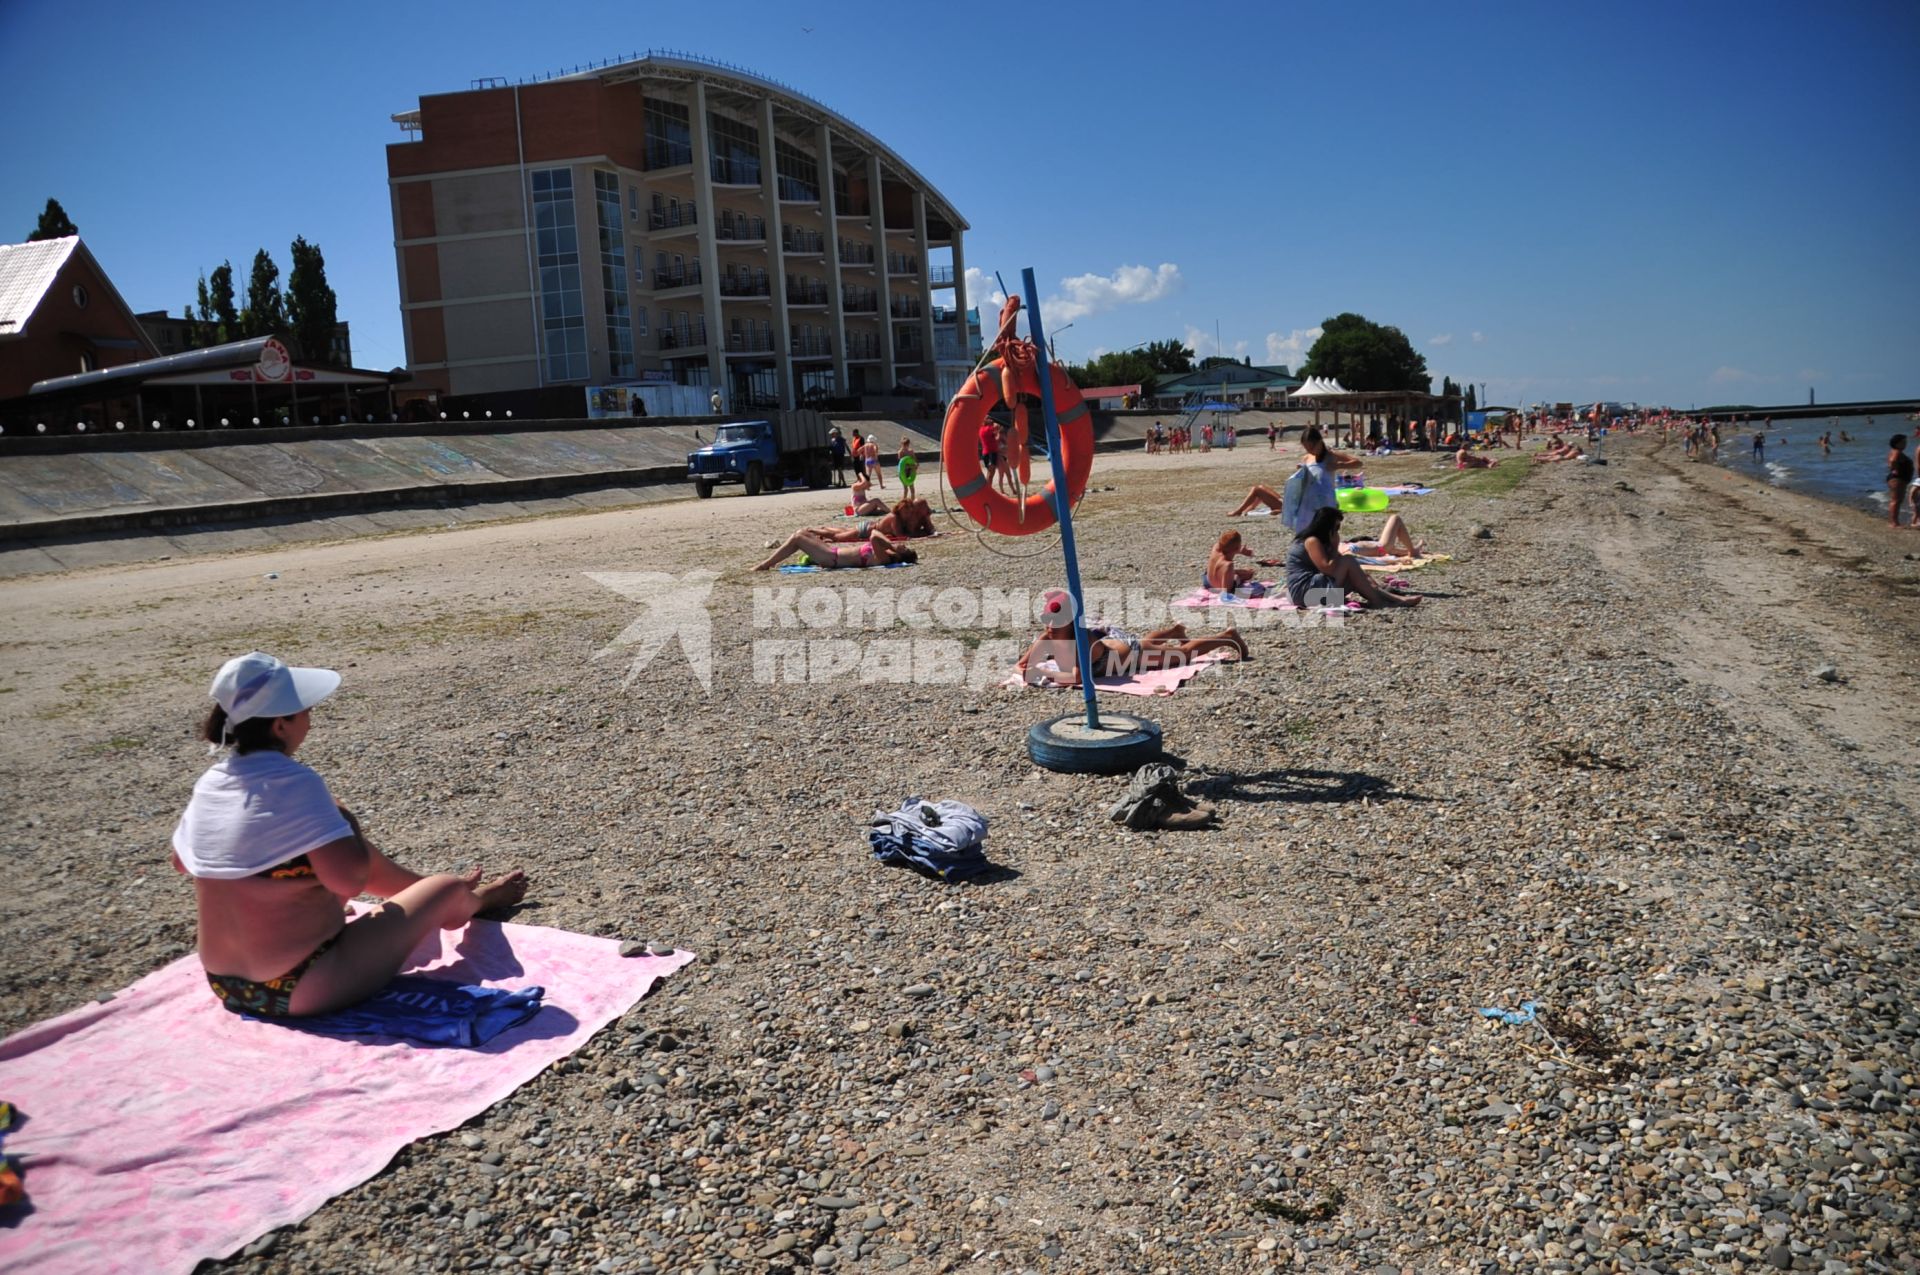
0,407 -> 1309,573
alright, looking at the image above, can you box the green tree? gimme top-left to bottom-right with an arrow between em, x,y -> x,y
181,303 -> 200,350
1299,313 -> 1431,393
1066,349 -> 1160,393
1465,384 -> 1478,413
199,262 -> 240,344
1138,339 -> 1193,377
27,198 -> 78,241
241,249 -> 287,337
285,236 -> 341,365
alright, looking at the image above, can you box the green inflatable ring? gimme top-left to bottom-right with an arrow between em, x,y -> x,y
1336,486 -> 1389,513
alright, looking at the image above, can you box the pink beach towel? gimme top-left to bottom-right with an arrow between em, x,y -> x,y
1000,650 -> 1228,697
0,919 -> 694,1275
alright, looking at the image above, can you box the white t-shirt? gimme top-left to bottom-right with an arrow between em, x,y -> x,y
171,750 -> 354,879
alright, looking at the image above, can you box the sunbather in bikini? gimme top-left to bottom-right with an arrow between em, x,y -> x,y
1455,448 -> 1500,469
171,653 -> 528,1018
1016,590 -> 1249,687
754,529 -> 918,570
804,498 -> 937,543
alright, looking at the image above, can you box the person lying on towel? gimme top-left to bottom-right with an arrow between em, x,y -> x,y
1016,589 -> 1249,688
752,528 -> 918,570
170,652 -> 529,1018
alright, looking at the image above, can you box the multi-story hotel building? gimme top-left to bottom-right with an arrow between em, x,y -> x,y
386,52 -> 973,408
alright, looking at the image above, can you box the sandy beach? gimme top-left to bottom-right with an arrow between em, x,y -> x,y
2,436 -> 1916,1273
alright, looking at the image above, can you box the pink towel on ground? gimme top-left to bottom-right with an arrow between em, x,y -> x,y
1000,651 -> 1228,696
0,919 -> 694,1275
1172,589 -> 1361,613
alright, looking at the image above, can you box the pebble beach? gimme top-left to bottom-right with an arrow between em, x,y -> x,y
2,433 -> 1916,1273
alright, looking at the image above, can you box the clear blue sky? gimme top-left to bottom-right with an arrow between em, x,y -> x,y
5,0 -> 1915,408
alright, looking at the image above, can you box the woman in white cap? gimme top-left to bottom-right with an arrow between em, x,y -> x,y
170,652 -> 528,1018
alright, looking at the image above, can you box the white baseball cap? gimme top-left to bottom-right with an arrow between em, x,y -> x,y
210,651 -> 340,727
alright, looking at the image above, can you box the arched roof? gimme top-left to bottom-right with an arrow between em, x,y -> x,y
575,52 -> 967,233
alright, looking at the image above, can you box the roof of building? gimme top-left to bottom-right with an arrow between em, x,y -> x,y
392,51 -> 967,232
1080,384 -> 1142,399
0,237 -> 79,338
1156,364 -> 1301,393
26,336 -> 402,398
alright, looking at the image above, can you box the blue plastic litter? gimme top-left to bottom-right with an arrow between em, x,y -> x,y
1477,1001 -> 1538,1026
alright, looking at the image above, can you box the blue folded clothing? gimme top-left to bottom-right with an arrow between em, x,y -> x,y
262,976 -> 546,1047
869,797 -> 990,881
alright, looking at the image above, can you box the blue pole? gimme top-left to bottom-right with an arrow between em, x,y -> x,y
1019,268 -> 1100,730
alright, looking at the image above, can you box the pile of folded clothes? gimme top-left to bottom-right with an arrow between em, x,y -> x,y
869,798 -> 989,881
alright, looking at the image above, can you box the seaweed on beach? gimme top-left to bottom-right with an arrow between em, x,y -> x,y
1252,1185 -> 1345,1224
1537,1007 -> 1635,1080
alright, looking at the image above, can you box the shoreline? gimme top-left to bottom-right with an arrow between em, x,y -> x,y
1,434 -> 1915,1272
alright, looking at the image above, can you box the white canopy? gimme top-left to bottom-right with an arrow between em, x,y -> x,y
1290,376 -> 1350,398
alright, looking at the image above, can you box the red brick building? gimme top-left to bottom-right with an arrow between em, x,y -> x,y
0,237 -> 157,400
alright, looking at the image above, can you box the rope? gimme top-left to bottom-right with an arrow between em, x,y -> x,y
934,344 -> 1090,559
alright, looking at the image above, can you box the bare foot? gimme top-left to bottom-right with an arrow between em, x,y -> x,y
1388,593 -> 1422,608
1223,627 -> 1251,659
473,869 -> 530,916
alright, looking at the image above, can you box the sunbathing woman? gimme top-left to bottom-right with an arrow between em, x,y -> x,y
1534,434 -> 1585,462
1017,591 -> 1249,688
1343,514 -> 1424,562
1230,426 -> 1362,519
805,498 -> 937,542
1455,447 -> 1500,469
1287,507 -> 1421,609
754,528 -> 918,570
170,652 -> 529,1019
1206,530 -> 1265,595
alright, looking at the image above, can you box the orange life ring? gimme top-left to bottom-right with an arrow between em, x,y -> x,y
940,360 -> 1093,536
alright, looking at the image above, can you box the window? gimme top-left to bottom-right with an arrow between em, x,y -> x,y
71,284 -> 89,308
594,170 -> 635,379
531,167 -> 588,381
634,304 -> 648,336
776,138 -> 819,202
644,99 -> 692,169
707,112 -> 761,185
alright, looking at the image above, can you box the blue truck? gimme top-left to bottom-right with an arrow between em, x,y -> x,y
686,409 -> 834,498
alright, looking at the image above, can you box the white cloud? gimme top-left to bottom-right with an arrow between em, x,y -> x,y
1183,324 -> 1248,361
963,267 -> 1006,313
1711,365 -> 1757,385
1797,367 -> 1829,381
1044,263 -> 1182,327
1264,327 -> 1322,365
1471,331 -> 1485,344
1429,333 -> 1454,346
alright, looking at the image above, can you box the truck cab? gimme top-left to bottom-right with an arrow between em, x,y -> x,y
688,421 -> 777,497
686,411 -> 831,498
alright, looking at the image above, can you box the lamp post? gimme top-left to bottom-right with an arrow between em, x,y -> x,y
1047,321 -> 1075,361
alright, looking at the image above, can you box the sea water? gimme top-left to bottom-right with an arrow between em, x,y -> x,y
1705,411 -> 1920,516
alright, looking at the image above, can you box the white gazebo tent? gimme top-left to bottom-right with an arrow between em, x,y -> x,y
1289,376 -> 1351,438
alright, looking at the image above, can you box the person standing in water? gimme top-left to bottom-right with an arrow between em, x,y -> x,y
1887,435 -> 1914,528
1753,431 -> 1766,463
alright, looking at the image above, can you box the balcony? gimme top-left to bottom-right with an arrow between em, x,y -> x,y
928,265 -> 955,286
720,271 -> 771,299
783,229 -> 824,255
845,335 -> 881,361
886,254 -> 920,276
648,204 -> 699,231
842,288 -> 877,314
658,322 -> 708,351
645,142 -> 693,171
715,212 -> 767,242
653,263 -> 702,291
791,336 -> 833,359
726,330 -> 776,354
710,157 -> 761,186
787,282 -> 827,306
890,297 -> 923,320
838,241 -> 875,265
